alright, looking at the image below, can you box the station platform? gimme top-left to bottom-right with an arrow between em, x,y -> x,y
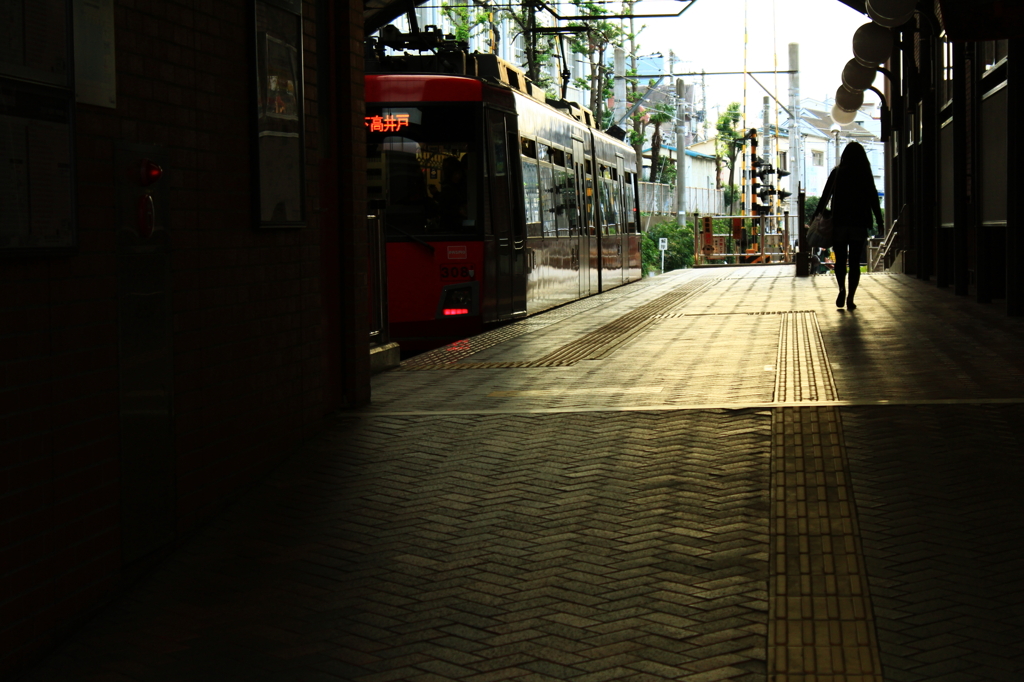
22,267 -> 1024,682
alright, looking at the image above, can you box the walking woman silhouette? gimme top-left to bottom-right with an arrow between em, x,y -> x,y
810,142 -> 883,311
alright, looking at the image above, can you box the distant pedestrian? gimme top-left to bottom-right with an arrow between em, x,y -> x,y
809,142 -> 883,311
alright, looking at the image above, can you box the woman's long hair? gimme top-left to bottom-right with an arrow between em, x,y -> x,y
839,142 -> 872,182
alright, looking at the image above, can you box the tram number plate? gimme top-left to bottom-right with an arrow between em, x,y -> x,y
440,263 -> 474,280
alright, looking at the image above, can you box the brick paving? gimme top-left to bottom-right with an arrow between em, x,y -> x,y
841,405 -> 1024,682
19,267 -> 1024,682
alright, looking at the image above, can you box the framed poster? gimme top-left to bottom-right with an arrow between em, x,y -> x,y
0,0 -> 76,254
251,0 -> 305,228
0,80 -> 76,252
0,0 -> 71,89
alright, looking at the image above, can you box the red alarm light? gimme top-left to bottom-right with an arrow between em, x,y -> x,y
137,159 -> 163,187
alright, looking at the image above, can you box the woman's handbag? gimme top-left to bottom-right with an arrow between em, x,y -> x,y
807,167 -> 838,247
806,209 -> 833,247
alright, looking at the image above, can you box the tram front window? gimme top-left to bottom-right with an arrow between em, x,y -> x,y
366,105 -> 478,238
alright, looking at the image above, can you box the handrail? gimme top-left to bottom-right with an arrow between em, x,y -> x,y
872,204 -> 904,271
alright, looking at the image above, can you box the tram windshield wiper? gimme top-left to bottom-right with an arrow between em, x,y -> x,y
387,223 -> 435,253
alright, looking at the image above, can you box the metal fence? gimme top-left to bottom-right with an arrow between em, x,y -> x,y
693,214 -> 798,266
638,182 -> 726,219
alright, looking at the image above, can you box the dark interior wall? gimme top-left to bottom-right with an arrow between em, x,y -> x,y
0,0 -> 364,675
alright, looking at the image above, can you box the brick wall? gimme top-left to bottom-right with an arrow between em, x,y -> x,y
0,0 -> 366,675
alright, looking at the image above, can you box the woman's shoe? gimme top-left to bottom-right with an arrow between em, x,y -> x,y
836,291 -> 846,308
846,300 -> 857,311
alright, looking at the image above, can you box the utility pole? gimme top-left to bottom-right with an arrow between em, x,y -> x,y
788,43 -> 800,221
614,47 -> 627,124
676,78 -> 687,224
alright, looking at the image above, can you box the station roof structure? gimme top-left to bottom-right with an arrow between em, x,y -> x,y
364,1 -> 871,38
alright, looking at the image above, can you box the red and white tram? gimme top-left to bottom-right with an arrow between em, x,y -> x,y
366,43 -> 641,352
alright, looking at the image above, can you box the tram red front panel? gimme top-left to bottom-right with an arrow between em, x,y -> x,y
367,75 -> 482,104
387,240 -> 485,323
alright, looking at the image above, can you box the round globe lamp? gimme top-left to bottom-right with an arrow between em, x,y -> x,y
831,104 -> 856,125
842,59 -> 877,92
852,22 -> 892,66
835,86 -> 864,113
867,0 -> 916,28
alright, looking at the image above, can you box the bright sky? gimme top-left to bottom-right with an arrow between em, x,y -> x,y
617,0 -> 879,127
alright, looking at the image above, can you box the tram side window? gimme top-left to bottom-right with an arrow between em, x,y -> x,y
522,159 -> 542,237
539,164 -> 558,238
598,166 -> 617,235
555,168 -> 573,237
622,171 -> 630,232
584,174 -> 596,235
600,180 -> 618,234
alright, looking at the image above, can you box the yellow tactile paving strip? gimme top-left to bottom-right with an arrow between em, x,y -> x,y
770,406 -> 883,682
776,312 -> 837,403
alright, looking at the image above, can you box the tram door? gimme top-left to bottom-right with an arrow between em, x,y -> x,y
485,109 -> 526,318
572,137 -> 591,297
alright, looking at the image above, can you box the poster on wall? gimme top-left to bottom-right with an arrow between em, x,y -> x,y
0,82 -> 76,251
0,0 -> 70,89
73,0 -> 116,108
0,0 -> 76,253
252,0 -> 305,228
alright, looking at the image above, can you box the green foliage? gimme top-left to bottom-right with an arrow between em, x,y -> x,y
567,0 -> 624,122
714,103 -> 745,214
715,102 -> 744,166
641,221 -> 695,276
502,4 -> 558,88
653,156 -> 676,185
646,101 -> 675,183
804,195 -> 820,217
723,184 -> 740,211
440,1 -> 491,44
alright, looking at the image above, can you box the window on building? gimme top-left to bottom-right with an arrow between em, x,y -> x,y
942,39 -> 954,105
983,40 -> 1008,71
812,150 -> 824,167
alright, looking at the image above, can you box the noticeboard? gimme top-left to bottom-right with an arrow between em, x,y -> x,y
0,81 -> 76,252
251,0 -> 306,228
0,0 -> 76,254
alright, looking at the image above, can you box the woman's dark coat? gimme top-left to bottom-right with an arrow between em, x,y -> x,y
816,163 -> 883,244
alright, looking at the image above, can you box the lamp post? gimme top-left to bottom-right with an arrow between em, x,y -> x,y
830,122 -> 842,167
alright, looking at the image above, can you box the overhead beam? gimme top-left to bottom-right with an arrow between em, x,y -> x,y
364,0 -> 424,36
834,0 -> 867,13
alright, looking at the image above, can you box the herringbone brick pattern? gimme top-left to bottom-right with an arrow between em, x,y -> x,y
21,266 -> 1024,682
400,277 -> 718,370
400,273 -> 700,369
25,411 -> 773,682
841,405 -> 1024,682
815,274 -> 1024,402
